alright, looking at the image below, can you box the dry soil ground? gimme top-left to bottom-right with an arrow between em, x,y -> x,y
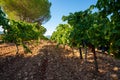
0,40 -> 120,80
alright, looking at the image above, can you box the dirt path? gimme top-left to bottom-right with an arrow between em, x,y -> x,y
0,40 -> 120,80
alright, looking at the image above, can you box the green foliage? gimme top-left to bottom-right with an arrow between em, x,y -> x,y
52,6 -> 112,72
0,0 -> 51,24
95,0 -> 120,58
0,7 -> 47,54
51,24 -> 71,45
2,20 -> 42,53
62,10 -> 94,48
3,20 -> 41,42
51,0 -> 120,59
51,0 -> 120,58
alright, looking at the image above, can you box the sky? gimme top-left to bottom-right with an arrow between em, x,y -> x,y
43,0 -> 97,36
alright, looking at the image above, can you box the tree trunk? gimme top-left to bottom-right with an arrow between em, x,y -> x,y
83,41 -> 87,61
15,44 -> 19,55
92,46 -> 98,72
85,46 -> 87,62
79,47 -> 83,59
71,47 -> 74,56
63,44 -> 65,49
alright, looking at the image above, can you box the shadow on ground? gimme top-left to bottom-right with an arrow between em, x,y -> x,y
0,42 -> 120,80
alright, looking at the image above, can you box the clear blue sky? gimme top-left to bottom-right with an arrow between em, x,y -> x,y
43,0 -> 97,36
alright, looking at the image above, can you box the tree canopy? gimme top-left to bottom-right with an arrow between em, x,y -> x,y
0,0 -> 51,24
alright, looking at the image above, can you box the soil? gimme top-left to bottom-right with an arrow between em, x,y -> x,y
0,40 -> 120,80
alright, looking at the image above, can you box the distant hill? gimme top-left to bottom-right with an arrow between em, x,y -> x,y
45,35 -> 51,39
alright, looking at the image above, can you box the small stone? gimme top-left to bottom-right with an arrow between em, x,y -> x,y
31,76 -> 33,79
110,74 -> 118,80
24,72 -> 28,76
18,73 -> 21,76
29,72 -> 33,75
38,62 -> 41,66
24,77 -> 28,80
113,67 -> 119,72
